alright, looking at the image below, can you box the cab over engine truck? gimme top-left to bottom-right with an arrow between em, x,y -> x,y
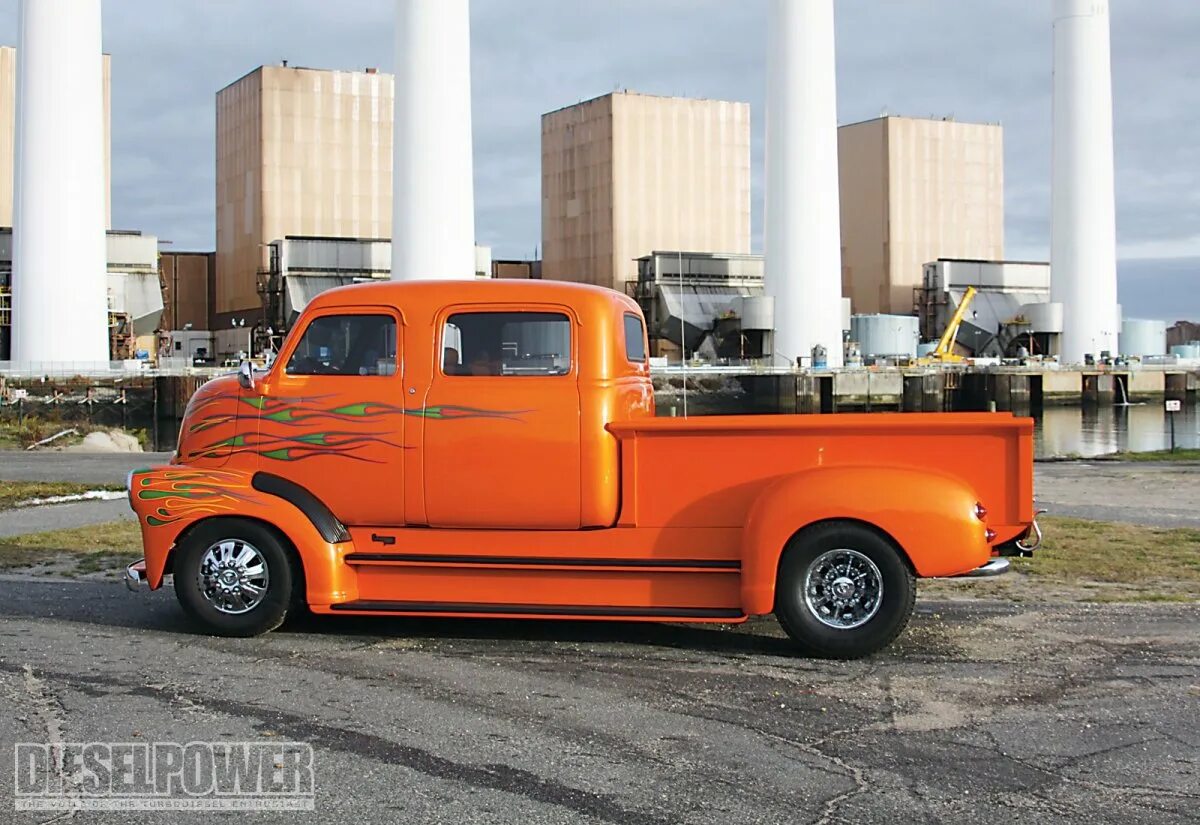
126,280 -> 1039,658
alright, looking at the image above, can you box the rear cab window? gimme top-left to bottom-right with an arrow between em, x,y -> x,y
286,314 -> 397,376
623,313 -> 647,363
441,312 -> 572,377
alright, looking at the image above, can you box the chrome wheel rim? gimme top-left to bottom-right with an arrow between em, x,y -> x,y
197,539 -> 270,615
803,548 -> 883,630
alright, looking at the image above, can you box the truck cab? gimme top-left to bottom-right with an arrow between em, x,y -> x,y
127,279 -> 1038,659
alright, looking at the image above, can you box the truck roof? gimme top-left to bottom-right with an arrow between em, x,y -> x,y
306,278 -> 641,317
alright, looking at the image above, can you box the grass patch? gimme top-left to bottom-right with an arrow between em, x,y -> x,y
0,481 -> 126,510
1101,448 -> 1200,462
0,520 -> 142,574
1013,516 -> 1200,588
924,515 -> 1200,603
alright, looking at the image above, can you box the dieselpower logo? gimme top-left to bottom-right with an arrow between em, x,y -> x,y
14,741 -> 315,811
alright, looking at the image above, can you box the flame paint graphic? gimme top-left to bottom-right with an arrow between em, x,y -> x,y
135,469 -> 258,527
182,393 -> 528,463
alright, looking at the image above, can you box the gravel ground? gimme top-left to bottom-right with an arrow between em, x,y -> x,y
0,577 -> 1195,824
1034,461 -> 1200,528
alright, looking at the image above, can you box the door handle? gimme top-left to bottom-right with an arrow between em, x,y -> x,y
371,533 -> 396,546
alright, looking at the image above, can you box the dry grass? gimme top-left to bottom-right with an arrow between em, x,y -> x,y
0,520 -> 142,575
0,481 -> 126,510
927,516 -> 1200,603
1104,448 -> 1200,462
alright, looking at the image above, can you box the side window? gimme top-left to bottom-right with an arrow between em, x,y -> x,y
442,312 -> 571,377
623,313 -> 646,362
286,314 -> 397,376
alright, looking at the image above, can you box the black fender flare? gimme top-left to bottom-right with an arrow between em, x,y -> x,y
251,472 -> 351,544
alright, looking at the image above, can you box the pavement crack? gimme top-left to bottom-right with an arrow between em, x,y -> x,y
667,700 -> 873,819
788,729 -> 870,825
21,664 -> 81,819
0,661 -> 678,825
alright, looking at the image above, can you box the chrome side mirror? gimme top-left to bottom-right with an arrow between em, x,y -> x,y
237,360 -> 256,390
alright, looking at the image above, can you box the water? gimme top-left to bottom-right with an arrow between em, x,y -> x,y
1036,403 -> 1199,458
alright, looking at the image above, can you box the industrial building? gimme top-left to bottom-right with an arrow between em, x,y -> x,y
253,235 -> 490,356
492,259 -> 541,280
0,227 -> 163,361
215,63 -> 395,326
631,250 -> 852,362
838,115 -> 1004,316
633,251 -> 769,359
917,258 -> 1057,358
159,251 -> 215,333
541,91 -> 751,293
0,45 -> 112,228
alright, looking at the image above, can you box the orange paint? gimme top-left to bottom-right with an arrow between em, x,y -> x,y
129,279 -> 1035,625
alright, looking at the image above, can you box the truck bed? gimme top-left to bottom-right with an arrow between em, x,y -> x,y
609,412 -> 1034,545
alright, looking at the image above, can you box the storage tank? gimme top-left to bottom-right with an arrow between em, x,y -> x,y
850,314 -> 919,358
734,295 -> 775,331
1119,318 -> 1166,357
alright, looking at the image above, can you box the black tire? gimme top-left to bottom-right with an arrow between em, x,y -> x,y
774,521 -> 916,659
173,518 -> 297,637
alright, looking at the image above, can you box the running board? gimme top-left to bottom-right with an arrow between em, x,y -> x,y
328,600 -> 744,619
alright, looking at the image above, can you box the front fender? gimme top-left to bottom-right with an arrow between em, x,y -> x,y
128,466 -> 357,606
740,465 -> 989,615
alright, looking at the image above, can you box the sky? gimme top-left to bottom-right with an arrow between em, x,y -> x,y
2,0 -> 1198,321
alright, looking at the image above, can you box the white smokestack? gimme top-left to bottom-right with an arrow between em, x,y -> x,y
12,0 -> 110,365
764,0 -> 844,369
392,0 -> 476,281
1051,0 -> 1119,362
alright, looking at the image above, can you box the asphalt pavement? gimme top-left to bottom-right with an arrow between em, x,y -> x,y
0,577 -> 1195,824
0,451 -> 173,484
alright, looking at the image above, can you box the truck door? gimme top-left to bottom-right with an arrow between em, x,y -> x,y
422,308 -> 581,529
255,308 -> 405,526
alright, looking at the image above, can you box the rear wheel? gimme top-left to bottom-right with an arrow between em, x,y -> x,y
173,518 -> 296,637
774,521 -> 915,659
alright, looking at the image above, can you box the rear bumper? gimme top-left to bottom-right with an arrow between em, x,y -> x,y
956,557 -> 1011,578
124,558 -> 147,591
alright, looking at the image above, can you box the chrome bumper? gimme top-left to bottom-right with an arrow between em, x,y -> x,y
124,559 -> 147,591
957,558 -> 1011,578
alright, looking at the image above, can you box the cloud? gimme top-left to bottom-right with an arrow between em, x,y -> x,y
2,0 -> 1197,279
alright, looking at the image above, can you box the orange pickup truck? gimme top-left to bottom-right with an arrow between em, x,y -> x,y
125,279 -> 1039,658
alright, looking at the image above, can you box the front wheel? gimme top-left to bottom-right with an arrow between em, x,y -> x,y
173,518 -> 297,637
774,521 -> 916,659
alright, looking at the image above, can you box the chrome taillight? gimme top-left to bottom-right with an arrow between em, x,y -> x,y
985,528 -> 997,543
974,502 -> 988,520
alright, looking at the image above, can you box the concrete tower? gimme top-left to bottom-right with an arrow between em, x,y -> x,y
764,0 -> 844,368
12,0 -> 110,365
392,0 -> 475,281
1051,0 -> 1119,362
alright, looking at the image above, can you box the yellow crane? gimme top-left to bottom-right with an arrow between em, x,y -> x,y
918,286 -> 977,365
